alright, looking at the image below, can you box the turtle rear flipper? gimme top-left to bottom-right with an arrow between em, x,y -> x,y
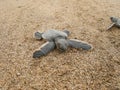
34,32 -> 43,40
68,39 -> 93,50
63,30 -> 70,36
33,41 -> 55,58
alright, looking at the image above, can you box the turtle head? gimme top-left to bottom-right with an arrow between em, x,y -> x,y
55,38 -> 69,52
110,17 -> 118,23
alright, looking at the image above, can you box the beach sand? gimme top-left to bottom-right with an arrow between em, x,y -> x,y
0,0 -> 120,89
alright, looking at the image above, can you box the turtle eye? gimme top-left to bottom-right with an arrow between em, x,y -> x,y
110,17 -> 113,20
110,17 -> 117,22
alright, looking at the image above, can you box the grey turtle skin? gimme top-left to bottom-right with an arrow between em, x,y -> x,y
34,30 -> 69,41
33,30 -> 92,58
33,30 -> 69,58
107,17 -> 120,30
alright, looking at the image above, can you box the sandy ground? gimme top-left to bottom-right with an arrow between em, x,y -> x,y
0,0 -> 120,90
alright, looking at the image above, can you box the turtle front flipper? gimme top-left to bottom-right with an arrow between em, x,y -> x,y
68,39 -> 93,50
107,17 -> 120,30
34,32 -> 43,40
107,23 -> 115,30
33,41 -> 55,58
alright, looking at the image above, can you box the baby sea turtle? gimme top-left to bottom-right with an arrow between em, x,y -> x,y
107,17 -> 120,30
33,30 -> 92,58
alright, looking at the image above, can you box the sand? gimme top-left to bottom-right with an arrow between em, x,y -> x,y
0,0 -> 120,90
